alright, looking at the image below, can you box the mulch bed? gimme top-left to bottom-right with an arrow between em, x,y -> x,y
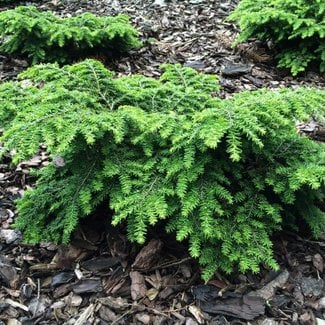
0,0 -> 324,324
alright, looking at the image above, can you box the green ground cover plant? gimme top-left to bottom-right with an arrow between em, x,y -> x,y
228,0 -> 325,75
0,6 -> 141,63
0,60 -> 324,280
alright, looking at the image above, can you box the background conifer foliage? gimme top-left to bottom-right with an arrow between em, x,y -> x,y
0,60 -> 324,279
228,0 -> 325,75
0,5 -> 141,64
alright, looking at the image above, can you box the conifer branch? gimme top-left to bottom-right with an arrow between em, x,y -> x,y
0,60 -> 324,280
228,0 -> 325,75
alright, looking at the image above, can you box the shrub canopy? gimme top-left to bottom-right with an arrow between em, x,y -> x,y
0,60 -> 324,279
0,6 -> 141,63
228,0 -> 325,75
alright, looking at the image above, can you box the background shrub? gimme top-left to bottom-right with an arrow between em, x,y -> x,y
228,0 -> 325,75
0,0 -> 18,4
0,6 -> 141,63
0,60 -> 324,280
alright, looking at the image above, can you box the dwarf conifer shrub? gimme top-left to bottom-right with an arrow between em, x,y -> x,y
228,0 -> 325,75
0,60 -> 324,280
0,6 -> 141,63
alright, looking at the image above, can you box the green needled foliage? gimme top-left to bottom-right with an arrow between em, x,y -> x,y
0,0 -> 18,3
228,0 -> 325,76
0,6 -> 141,64
0,60 -> 324,280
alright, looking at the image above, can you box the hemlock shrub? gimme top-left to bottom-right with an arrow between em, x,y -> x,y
228,0 -> 325,76
0,60 -> 324,280
0,6 -> 141,63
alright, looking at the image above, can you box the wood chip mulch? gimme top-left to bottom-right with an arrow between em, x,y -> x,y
0,0 -> 324,324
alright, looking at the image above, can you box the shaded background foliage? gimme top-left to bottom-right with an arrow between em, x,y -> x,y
0,5 -> 141,63
229,0 -> 325,75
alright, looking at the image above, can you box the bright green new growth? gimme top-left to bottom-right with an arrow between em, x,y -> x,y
0,60 -> 324,280
0,6 -> 141,64
228,0 -> 325,76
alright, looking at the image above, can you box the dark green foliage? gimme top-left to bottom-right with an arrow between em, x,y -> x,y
1,60 -> 324,280
0,6 -> 141,63
228,0 -> 325,75
0,0 -> 18,3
